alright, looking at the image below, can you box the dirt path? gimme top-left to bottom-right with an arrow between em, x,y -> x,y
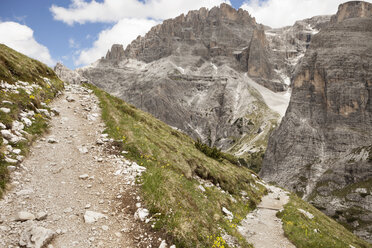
0,85 -> 162,247
238,183 -> 295,248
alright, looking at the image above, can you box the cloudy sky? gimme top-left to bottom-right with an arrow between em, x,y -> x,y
0,0 -> 368,69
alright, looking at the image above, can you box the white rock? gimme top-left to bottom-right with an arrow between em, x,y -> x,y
19,225 -> 55,248
1,130 -> 13,140
170,245 -> 176,248
79,174 -> 89,180
101,225 -> 109,231
0,107 -> 10,113
83,211 -> 107,224
198,185 -> 206,192
12,120 -> 24,131
8,165 -> 16,172
222,207 -> 234,221
159,240 -> 167,248
355,188 -> 367,194
17,211 -> 35,221
12,148 -> 21,155
5,157 -> 18,164
0,123 -> 6,129
66,96 -> 75,102
47,138 -> 58,144
22,117 -> 33,127
78,147 -> 88,154
36,212 -> 48,221
134,208 -> 149,222
298,209 -> 314,219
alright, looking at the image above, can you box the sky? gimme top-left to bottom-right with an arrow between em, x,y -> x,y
0,0 -> 369,69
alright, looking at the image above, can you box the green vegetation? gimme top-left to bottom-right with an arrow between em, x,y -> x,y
0,44 -> 64,197
86,83 -> 267,247
277,194 -> 371,248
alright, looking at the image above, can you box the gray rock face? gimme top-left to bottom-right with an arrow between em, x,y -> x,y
122,3 -> 286,92
105,44 -> 125,61
78,57 -> 281,151
265,15 -> 331,81
54,62 -> 87,85
261,1 -> 372,242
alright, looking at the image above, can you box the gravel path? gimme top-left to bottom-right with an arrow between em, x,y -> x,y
0,85 -> 161,247
238,183 -> 295,248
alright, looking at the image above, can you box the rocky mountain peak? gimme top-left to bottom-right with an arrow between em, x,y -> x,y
54,62 -> 87,85
105,44 -> 125,61
331,1 -> 372,23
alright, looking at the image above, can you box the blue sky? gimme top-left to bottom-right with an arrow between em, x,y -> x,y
0,0 -> 355,69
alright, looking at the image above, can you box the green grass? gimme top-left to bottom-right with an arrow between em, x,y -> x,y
0,44 -> 64,197
86,83 -> 268,247
277,194 -> 371,248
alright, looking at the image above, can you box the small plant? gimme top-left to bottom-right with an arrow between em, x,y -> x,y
195,139 -> 222,160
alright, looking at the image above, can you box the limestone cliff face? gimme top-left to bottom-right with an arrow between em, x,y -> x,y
261,1 -> 372,242
105,44 -> 125,61
54,63 -> 87,85
123,3 -> 286,92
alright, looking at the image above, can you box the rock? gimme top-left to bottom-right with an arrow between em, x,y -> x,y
12,148 -> 21,155
19,225 -> 55,248
355,188 -> 368,194
17,211 -> 35,221
298,209 -> 314,219
198,185 -> 206,192
101,225 -> 109,231
134,208 -> 149,222
12,120 -> 24,131
7,165 -> 16,172
0,122 -> 6,129
78,146 -> 88,154
36,212 -> 48,221
47,138 -> 58,144
0,107 -> 10,113
21,117 -> 32,127
158,240 -> 167,248
50,108 -> 60,116
5,157 -> 18,164
66,96 -> 75,102
83,211 -> 107,224
222,207 -> 233,220
79,174 -> 89,180
54,62 -> 88,85
1,129 -> 13,140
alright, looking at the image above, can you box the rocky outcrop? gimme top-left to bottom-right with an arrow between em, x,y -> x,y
265,15 -> 331,84
261,1 -> 372,242
54,62 -> 87,84
105,44 -> 125,61
121,3 -> 286,92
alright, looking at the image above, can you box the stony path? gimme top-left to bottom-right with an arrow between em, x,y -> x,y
238,184 -> 295,248
0,85 -> 162,247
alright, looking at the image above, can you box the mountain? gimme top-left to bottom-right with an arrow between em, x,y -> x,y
75,3 -> 293,161
54,62 -> 87,85
261,1 -> 372,242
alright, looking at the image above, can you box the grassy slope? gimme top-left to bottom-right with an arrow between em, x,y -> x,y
87,83 -> 267,247
277,194 -> 371,248
0,44 -> 64,197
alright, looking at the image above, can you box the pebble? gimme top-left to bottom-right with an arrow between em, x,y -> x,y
79,174 -> 89,180
17,211 -> 35,221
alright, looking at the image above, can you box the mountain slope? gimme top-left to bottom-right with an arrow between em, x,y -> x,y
261,1 -> 372,242
0,44 -> 64,197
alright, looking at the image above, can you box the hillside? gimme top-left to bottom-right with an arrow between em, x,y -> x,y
0,44 -> 64,197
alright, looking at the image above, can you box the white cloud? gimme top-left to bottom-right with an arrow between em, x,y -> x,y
69,38 -> 79,48
241,0 -> 372,28
51,0 -> 229,25
0,21 -> 55,66
75,18 -> 158,66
